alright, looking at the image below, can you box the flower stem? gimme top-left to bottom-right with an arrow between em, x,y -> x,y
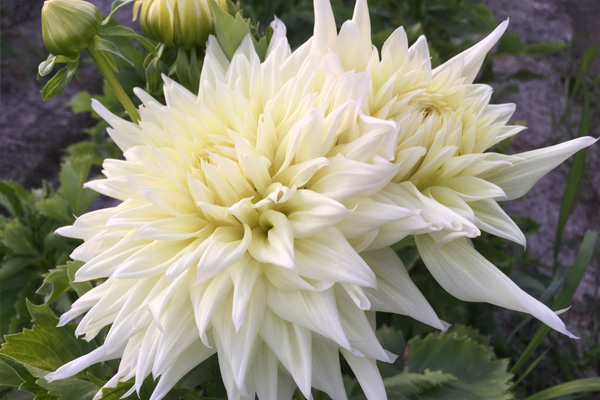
87,47 -> 140,123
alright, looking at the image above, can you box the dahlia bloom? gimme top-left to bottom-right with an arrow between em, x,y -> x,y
47,11 -> 445,400
312,0 -> 595,337
46,0 -> 596,399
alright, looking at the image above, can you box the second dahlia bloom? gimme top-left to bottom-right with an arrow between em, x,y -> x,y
46,14 -> 445,400
313,0 -> 595,337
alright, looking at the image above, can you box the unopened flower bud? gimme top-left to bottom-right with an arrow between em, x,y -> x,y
41,0 -> 103,56
135,0 -> 227,49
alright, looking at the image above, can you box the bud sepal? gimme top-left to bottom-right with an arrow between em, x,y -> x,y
41,0 -> 103,57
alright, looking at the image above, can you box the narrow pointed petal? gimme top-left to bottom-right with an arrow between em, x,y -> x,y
416,234 -> 577,338
352,0 -> 371,47
340,350 -> 387,400
312,0 -> 337,50
362,247 -> 447,330
433,20 -> 509,84
295,229 -> 377,287
485,136 -> 597,200
471,199 -> 526,246
149,341 -> 215,400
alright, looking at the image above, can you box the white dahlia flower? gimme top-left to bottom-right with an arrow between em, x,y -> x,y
312,0 -> 596,337
46,10 -> 446,400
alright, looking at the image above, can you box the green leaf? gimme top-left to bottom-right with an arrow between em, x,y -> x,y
384,370 -> 457,399
525,41 -> 567,57
511,231 -> 597,374
41,61 -> 79,101
36,196 -> 73,225
210,0 -> 252,60
1,221 -> 39,257
58,157 -> 98,217
0,354 -> 58,399
376,325 -> 406,377
97,377 -> 157,400
68,91 -> 93,114
523,377 -> 600,400
554,86 -> 590,260
37,266 -> 71,304
406,329 -> 513,400
100,24 -> 158,58
496,32 -> 526,56
0,257 -> 37,284
91,37 -> 135,67
66,261 -> 92,297
0,303 -> 97,373
510,69 -> 547,81
0,356 -> 24,387
26,302 -> 60,327
103,0 -> 137,25
0,181 -> 30,219
36,377 -> 99,400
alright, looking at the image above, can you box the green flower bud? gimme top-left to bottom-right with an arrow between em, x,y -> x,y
41,0 -> 103,57
134,0 -> 227,49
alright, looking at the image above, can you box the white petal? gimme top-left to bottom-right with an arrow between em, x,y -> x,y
252,344 -> 284,400
196,224 -> 252,283
336,286 -> 396,362
415,234 -> 577,338
149,341 -> 215,400
259,311 -> 313,397
312,0 -> 337,51
352,0 -> 371,47
340,350 -> 387,400
362,247 -> 448,330
267,286 -> 351,350
230,257 -> 262,331
190,271 -> 233,345
338,197 -> 416,238
213,278 -> 266,394
311,339 -> 348,400
485,137 -> 597,200
295,229 -> 377,287
309,154 -> 400,202
283,189 -> 350,238
248,211 -> 295,269
433,20 -> 508,84
46,344 -> 125,382
470,199 -> 526,246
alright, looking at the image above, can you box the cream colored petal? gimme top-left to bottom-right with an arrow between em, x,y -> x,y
260,311 -> 313,397
213,279 -> 266,394
312,0 -> 337,51
340,349 -> 387,400
311,339 -> 348,400
190,270 -> 232,346
471,199 -> 526,246
149,340 -> 215,400
416,234 -> 577,338
338,197 -> 416,238
196,224 -> 252,283
309,154 -> 400,202
295,229 -> 376,287
230,257 -> 262,330
248,211 -> 295,269
283,189 -> 350,238
336,286 -> 396,362
433,20 -> 509,84
352,0 -> 371,47
485,136 -> 597,200
267,286 -> 351,350
362,247 -> 448,330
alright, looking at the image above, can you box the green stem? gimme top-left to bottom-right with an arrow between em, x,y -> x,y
87,47 -> 140,123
